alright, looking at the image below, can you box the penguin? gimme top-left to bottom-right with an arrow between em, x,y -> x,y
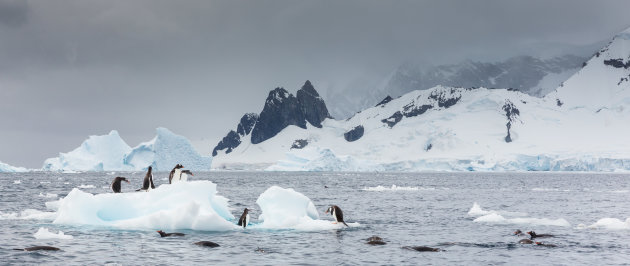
513,229 -> 525,236
136,166 -> 155,192
194,241 -> 220,248
13,246 -> 60,251
169,164 -> 184,184
237,208 -> 250,228
156,230 -> 185,237
366,236 -> 386,245
527,231 -> 554,239
518,239 -> 533,244
325,205 -> 348,226
535,241 -> 557,247
111,177 -> 130,193
180,170 -> 194,182
403,246 -> 440,252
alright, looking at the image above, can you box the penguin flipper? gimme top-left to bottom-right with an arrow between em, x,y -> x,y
135,188 -> 142,191
342,221 -> 348,227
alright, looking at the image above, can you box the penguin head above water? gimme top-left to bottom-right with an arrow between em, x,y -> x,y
514,229 -> 522,235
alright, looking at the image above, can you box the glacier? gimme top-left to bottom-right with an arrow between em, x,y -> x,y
43,127 -> 211,172
213,27 -> 630,172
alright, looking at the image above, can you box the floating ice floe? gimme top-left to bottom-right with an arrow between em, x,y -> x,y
0,209 -> 57,220
77,184 -> 96,189
582,218 -> 630,230
13,180 -> 21,184
467,202 -> 568,226
254,186 -> 359,231
34,227 -> 73,240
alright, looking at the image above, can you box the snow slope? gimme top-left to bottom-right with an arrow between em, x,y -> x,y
213,28 -> 630,172
43,128 -> 211,171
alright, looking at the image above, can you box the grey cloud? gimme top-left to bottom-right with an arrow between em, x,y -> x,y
0,0 -> 629,168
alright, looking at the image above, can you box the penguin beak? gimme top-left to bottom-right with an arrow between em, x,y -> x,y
125,180 -> 130,183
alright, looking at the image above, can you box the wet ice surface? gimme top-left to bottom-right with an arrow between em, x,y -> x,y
1,171 -> 630,265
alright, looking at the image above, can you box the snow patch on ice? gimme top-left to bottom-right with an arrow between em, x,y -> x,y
34,227 -> 73,240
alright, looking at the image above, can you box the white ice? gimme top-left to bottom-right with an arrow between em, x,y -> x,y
34,227 -> 73,240
585,217 -> 630,230
254,186 -> 359,231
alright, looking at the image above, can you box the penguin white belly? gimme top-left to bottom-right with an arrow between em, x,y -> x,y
332,209 -> 338,222
245,214 -> 250,226
172,169 -> 182,183
181,173 -> 188,182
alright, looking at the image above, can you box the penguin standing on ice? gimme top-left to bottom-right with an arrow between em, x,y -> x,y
237,208 -> 250,228
180,170 -> 194,182
136,166 -> 155,191
325,205 -> 348,226
169,164 -> 184,184
111,177 -> 130,193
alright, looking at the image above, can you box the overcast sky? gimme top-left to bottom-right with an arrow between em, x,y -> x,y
1,0 -> 629,168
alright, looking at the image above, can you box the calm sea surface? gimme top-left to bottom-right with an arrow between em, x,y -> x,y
1,171 -> 629,265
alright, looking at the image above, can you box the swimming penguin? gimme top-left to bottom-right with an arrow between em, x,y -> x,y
366,236 -> 386,245
325,205 -> 348,226
518,239 -> 534,244
13,246 -> 60,251
136,166 -> 155,192
111,176 -> 130,193
194,241 -> 220,248
169,164 -> 184,184
535,241 -> 557,247
237,208 -> 250,228
527,231 -> 554,239
156,230 -> 185,237
403,246 -> 440,252
513,229 -> 525,236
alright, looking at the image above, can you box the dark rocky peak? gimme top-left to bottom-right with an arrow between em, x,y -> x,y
344,125 -> 364,142
297,80 -> 332,128
251,87 -> 305,144
236,113 -> 258,136
376,96 -> 393,107
428,87 -> 462,108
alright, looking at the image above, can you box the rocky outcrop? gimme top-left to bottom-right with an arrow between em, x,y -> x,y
376,95 -> 393,107
503,100 -> 520,143
296,80 -> 332,128
212,113 -> 258,156
250,81 -> 331,144
291,139 -> 308,149
344,125 -> 364,142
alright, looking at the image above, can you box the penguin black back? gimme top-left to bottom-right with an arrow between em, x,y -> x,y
194,241 -> 220,248
168,164 -> 184,184
325,205 -> 348,227
14,246 -> 60,251
237,208 -> 249,228
111,177 -> 129,193
157,230 -> 185,237
137,166 -> 155,191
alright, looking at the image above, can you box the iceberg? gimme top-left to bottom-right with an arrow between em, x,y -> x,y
124,127 -> 211,171
53,180 -> 236,231
0,160 -> 29,172
254,186 -> 359,230
43,127 -> 211,171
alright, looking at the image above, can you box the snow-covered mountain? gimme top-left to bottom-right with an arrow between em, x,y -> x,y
0,161 -> 29,172
327,55 -> 587,119
43,128 -> 211,172
212,28 -> 630,172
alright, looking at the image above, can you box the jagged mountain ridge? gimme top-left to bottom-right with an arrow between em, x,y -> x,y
328,54 -> 587,119
212,28 -> 630,171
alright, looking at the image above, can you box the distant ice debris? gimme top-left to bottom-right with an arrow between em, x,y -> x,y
13,180 -> 21,184
585,217 -> 630,230
254,186 -> 359,230
34,227 -> 73,240
0,209 -> 57,220
77,185 -> 95,189
38,192 -> 58,198
362,185 -> 436,191
467,202 -> 528,217
473,213 -> 571,227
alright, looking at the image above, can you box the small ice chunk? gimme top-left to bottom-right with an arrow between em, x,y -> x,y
34,227 -> 73,240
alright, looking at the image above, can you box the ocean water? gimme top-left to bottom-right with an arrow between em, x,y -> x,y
1,171 -> 629,265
